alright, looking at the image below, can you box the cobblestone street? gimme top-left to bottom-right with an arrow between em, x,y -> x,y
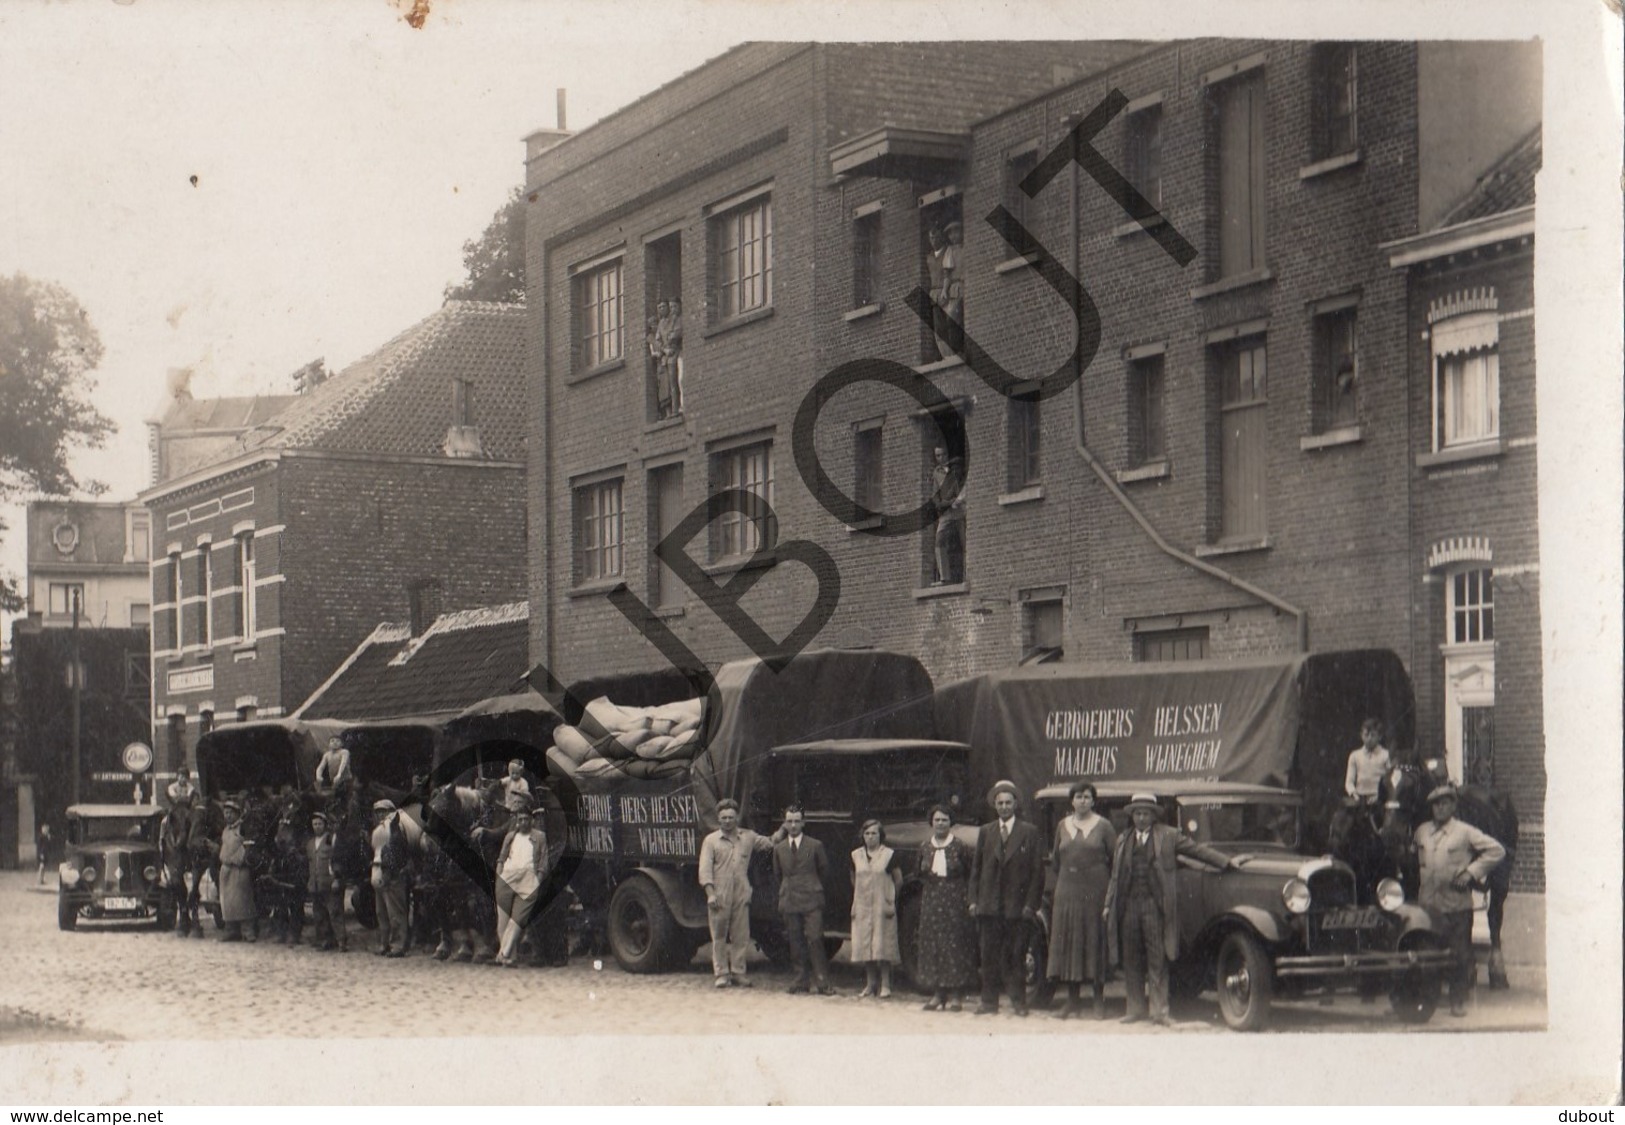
0,872 -> 1545,1042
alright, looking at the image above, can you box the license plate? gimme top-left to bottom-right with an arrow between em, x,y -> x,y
1320,906 -> 1381,930
102,896 -> 140,911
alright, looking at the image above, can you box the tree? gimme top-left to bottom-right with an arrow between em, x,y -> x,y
444,185 -> 526,305
0,273 -> 114,611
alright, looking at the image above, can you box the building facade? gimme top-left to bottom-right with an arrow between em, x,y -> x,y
524,41 -> 1544,886
138,301 -> 530,772
23,501 -> 153,630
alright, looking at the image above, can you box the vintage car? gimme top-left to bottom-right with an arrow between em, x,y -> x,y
1031,780 -> 1453,1031
57,804 -> 173,931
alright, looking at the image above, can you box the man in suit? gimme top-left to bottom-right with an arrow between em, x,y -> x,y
1104,792 -> 1239,1026
305,810 -> 345,951
968,779 -> 1046,1016
772,805 -> 836,996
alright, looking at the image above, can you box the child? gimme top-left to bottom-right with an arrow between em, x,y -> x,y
1344,717 -> 1392,804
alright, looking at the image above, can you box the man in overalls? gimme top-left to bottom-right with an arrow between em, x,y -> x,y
697,798 -> 787,989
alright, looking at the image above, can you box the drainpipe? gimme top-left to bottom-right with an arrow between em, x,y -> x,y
1065,137 -> 1307,652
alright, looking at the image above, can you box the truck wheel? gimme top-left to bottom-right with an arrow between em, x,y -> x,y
896,896 -> 922,991
58,896 -> 78,932
1215,931 -> 1273,1032
608,877 -> 678,974
1390,933 -> 1444,1024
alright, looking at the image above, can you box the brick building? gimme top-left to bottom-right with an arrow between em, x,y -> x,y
524,42 -> 1544,884
138,301 -> 529,773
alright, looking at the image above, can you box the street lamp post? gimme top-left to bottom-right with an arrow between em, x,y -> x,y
70,586 -> 81,806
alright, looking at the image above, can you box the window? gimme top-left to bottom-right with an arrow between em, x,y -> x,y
853,421 -> 884,513
198,709 -> 214,738
645,233 -> 683,420
713,197 -> 772,321
1021,595 -> 1064,663
1216,339 -> 1268,540
710,442 -> 775,562
1135,626 -> 1210,662
48,582 -> 85,617
1003,146 -> 1039,252
575,259 -> 624,370
452,379 -> 474,428
1125,105 -> 1163,208
237,534 -> 256,642
129,514 -> 151,563
198,550 -> 211,646
166,713 -> 184,764
575,479 -> 625,583
161,550 -> 180,652
1129,354 -> 1167,466
648,465 -> 685,609
1313,306 -> 1359,432
1213,71 -> 1267,277
130,603 -> 151,628
1448,568 -> 1494,645
1311,43 -> 1358,160
1008,394 -> 1041,489
1436,346 -> 1500,448
237,704 -> 258,724
852,209 -> 883,308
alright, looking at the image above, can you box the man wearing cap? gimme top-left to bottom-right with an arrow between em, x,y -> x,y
697,798 -> 789,989
306,810 -> 345,951
968,780 -> 1046,1016
369,799 -> 409,957
1414,782 -> 1505,1016
1104,792 -> 1237,1026
217,799 -> 257,943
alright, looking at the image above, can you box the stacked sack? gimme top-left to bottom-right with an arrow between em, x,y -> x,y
546,696 -> 705,785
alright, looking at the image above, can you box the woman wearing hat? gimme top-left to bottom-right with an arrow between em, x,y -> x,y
217,799 -> 257,943
1046,781 -> 1117,1019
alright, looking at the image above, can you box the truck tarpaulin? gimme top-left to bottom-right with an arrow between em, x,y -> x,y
939,650 -> 1414,836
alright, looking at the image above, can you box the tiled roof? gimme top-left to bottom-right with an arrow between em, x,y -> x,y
1439,125 -> 1541,228
238,301 -> 527,461
159,395 -> 297,433
297,602 -> 531,722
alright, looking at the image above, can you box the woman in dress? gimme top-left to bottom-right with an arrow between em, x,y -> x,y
1047,780 -> 1117,1018
914,804 -> 978,1011
850,819 -> 903,998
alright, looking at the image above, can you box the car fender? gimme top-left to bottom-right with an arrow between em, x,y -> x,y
1391,902 -> 1437,938
629,865 -> 708,930
1203,906 -> 1288,947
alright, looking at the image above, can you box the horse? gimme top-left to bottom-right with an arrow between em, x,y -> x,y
159,800 -> 205,937
415,784 -> 494,962
1328,759 -> 1431,905
1419,757 -> 1520,990
172,797 -> 225,937
261,799 -> 312,944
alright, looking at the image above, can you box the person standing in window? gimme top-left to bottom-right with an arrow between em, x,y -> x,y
849,819 -> 902,999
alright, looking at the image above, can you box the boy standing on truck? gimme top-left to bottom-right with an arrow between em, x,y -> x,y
698,798 -> 788,989
1344,718 -> 1392,805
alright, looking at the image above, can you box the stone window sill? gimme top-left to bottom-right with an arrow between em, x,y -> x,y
1190,267 -> 1275,301
1299,149 -> 1363,181
913,355 -> 966,376
648,604 -> 686,620
703,551 -> 777,578
997,484 -> 1044,506
1300,424 -> 1363,451
1416,438 -> 1505,469
565,357 -> 626,387
702,305 -> 775,339
1112,213 -> 1168,240
232,641 -> 259,655
643,416 -> 686,435
1193,537 -> 1271,558
912,582 -> 968,600
1115,460 -> 1170,484
846,516 -> 885,533
994,253 -> 1039,275
566,579 -> 627,599
844,303 -> 884,322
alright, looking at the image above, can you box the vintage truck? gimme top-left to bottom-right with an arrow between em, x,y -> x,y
534,649 -> 970,974
57,804 -> 172,931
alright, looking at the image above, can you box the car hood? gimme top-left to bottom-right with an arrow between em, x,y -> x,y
71,843 -> 158,864
1207,843 -> 1337,880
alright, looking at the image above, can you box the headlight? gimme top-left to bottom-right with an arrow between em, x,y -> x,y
81,865 -> 97,884
1281,877 -> 1311,914
60,865 -> 79,886
143,866 -> 158,882
1376,878 -> 1405,912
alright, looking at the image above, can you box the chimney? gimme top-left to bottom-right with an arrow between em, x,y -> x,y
557,88 -> 567,131
524,88 -> 573,170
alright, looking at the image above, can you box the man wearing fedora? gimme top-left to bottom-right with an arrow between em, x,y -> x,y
1104,792 -> 1237,1026
968,780 -> 1046,1016
1414,782 -> 1505,1016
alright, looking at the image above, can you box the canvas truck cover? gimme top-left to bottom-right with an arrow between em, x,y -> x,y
196,718 -> 348,797
941,649 -> 1413,837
